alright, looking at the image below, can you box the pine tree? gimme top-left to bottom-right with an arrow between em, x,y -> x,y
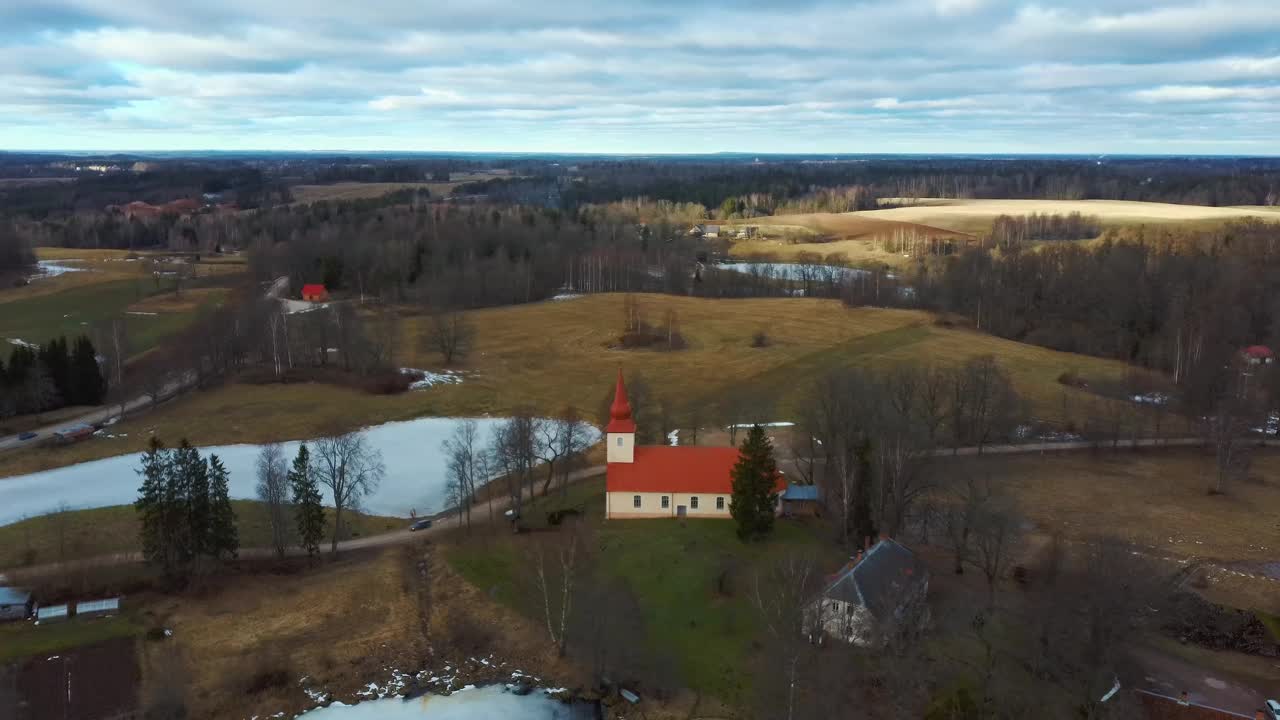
70,335 -> 106,405
135,436 -> 170,568
39,337 -> 70,405
730,424 -> 780,541
206,454 -> 239,560
290,444 -> 325,559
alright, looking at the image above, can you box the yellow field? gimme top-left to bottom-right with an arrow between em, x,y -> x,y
731,212 -> 968,266
864,198 -> 1280,234
0,294 -> 1144,478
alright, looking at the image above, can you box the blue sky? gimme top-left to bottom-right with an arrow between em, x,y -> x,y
2,0 -> 1278,154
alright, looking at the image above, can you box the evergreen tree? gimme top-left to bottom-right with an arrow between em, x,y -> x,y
177,440 -> 211,559
206,454 -> 239,560
135,436 -> 170,568
70,335 -> 106,404
289,444 -> 325,558
38,337 -> 70,404
729,424 -> 780,541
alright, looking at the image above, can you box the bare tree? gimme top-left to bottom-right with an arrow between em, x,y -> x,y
1203,393 -> 1253,494
803,368 -> 876,546
490,411 -> 538,522
951,355 -> 1021,453
443,420 -> 485,529
969,503 -> 1022,607
752,552 -> 821,720
943,474 -> 992,575
255,443 -> 291,557
312,430 -> 385,553
425,307 -> 475,365
526,518 -> 591,656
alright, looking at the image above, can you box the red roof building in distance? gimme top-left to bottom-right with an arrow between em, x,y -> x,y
604,369 -> 784,519
301,284 -> 329,302
1241,345 -> 1274,364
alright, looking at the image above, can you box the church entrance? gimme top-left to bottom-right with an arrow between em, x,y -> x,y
676,505 -> 687,517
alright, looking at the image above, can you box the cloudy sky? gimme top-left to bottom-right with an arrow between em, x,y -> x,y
2,0 -> 1278,154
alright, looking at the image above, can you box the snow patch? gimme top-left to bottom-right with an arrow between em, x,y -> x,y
726,421 -> 795,429
667,429 -> 679,446
550,293 -> 582,301
400,368 -> 465,390
1130,392 -> 1169,406
7,338 -> 38,349
126,311 -> 159,316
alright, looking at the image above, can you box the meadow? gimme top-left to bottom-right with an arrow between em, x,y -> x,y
0,294 -> 1144,478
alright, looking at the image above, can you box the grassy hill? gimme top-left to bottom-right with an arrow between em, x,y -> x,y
0,294 -> 1147,478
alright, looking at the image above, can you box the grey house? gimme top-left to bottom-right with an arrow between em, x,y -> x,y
0,587 -> 34,622
807,538 -> 929,646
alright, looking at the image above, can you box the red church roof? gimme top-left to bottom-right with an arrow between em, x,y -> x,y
606,369 -> 637,433
607,445 -> 787,495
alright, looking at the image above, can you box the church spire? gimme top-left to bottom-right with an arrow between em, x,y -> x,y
607,368 -> 636,433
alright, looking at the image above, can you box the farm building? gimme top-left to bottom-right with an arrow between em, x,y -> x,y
0,586 -> 34,621
604,371 -> 785,519
301,283 -> 330,302
1241,345 -> 1274,365
780,484 -> 821,517
52,422 -> 94,444
806,537 -> 929,646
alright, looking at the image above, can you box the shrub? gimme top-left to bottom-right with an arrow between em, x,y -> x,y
751,330 -> 770,348
1057,370 -> 1088,389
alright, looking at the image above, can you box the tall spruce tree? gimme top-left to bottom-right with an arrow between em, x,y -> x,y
177,440 -> 211,558
70,335 -> 106,405
729,424 -> 780,541
39,337 -> 70,405
290,444 -> 325,559
207,454 -> 239,559
135,437 -> 170,569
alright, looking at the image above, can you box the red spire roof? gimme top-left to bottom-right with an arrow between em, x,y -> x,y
606,369 -> 636,433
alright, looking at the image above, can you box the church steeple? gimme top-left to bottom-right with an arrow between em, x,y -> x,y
606,369 -> 636,463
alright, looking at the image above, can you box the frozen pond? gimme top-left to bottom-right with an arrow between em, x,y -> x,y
298,687 -> 596,719
0,417 -> 600,526
715,262 -> 868,280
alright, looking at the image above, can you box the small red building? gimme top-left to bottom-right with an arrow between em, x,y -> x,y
1241,345 -> 1274,365
301,284 -> 329,302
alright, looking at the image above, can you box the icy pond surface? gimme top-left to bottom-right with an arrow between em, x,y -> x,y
714,262 -> 868,280
0,417 -> 600,526
297,687 -> 595,719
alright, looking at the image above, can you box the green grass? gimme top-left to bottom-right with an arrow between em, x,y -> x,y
0,278 -> 227,356
0,613 -> 139,663
0,500 -> 406,569
1257,609 -> 1280,643
446,477 -> 836,704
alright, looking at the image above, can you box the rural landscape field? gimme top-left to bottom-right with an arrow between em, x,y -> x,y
4,1 -> 1280,718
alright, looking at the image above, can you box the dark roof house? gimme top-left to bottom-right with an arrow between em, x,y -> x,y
0,586 -> 34,621
808,537 -> 930,646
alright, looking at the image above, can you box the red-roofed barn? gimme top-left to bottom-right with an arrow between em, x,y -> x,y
301,284 -> 329,302
605,370 -> 785,519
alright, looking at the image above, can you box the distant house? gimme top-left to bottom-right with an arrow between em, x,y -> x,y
301,284 -> 330,302
0,587 -> 34,622
604,371 -> 785,519
688,223 -> 722,238
807,537 -> 929,646
780,483 -> 821,517
1241,345 -> 1274,365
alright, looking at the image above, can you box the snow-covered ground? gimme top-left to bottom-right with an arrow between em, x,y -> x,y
726,421 -> 795,429
0,417 -> 601,526
399,368 -> 465,390
1131,392 -> 1169,405
31,259 -> 87,279
295,685 -> 589,719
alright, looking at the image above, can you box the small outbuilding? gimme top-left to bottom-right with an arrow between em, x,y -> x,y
0,587 -> 34,621
1241,345 -> 1274,365
780,483 -> 821,517
301,283 -> 329,302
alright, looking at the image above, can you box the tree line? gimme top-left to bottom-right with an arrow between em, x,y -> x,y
0,335 -> 107,417
135,438 -> 239,580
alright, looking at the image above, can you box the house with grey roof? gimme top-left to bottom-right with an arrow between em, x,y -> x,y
0,586 -> 34,622
806,537 -> 929,646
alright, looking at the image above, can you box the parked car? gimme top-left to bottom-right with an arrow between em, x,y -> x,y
1264,699 -> 1280,720
17,432 -> 37,441
409,519 -> 433,532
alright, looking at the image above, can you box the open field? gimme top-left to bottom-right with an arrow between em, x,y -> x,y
1,248 -> 245,304
0,278 -> 229,356
732,212 -> 969,267
289,171 -> 512,204
140,548 -> 425,718
863,198 -> 1280,234
0,295 -> 1146,477
946,449 -> 1280,566
0,613 -> 139,664
0,501 -> 405,570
